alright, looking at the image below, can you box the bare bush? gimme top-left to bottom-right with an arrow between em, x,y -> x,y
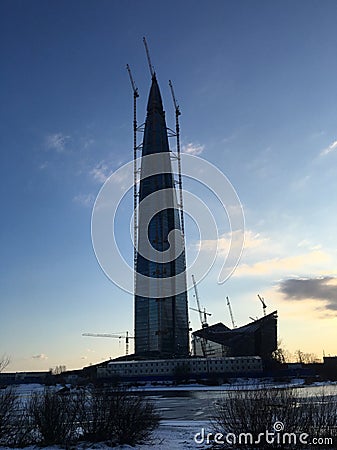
300,389 -> 337,444
6,405 -> 35,448
0,385 -> 159,447
0,387 -> 17,445
77,387 -> 160,446
212,386 -> 337,449
28,388 -> 79,446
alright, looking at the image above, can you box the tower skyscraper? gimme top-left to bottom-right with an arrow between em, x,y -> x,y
134,74 -> 189,358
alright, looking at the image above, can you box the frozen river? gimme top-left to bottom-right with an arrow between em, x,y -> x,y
137,382 -> 337,420
15,380 -> 337,421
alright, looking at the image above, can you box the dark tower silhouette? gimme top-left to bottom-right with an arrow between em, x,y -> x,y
134,74 -> 189,357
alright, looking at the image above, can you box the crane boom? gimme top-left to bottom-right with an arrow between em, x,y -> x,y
126,64 -> 139,98
82,331 -> 135,356
82,333 -> 122,338
143,37 -> 155,77
226,296 -> 236,328
258,294 -> 267,316
169,80 -> 181,116
191,274 -> 203,325
190,307 -> 211,316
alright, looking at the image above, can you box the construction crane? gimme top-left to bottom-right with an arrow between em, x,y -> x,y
143,37 -> 155,77
226,296 -> 237,328
126,63 -> 140,295
189,307 -> 212,326
190,275 -> 213,358
169,80 -> 181,116
191,275 -> 211,328
82,331 -> 134,356
126,64 -> 139,99
257,294 -> 267,317
168,79 -> 185,239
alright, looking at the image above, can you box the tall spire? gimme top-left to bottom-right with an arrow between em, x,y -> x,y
146,75 -> 164,115
134,75 -> 189,358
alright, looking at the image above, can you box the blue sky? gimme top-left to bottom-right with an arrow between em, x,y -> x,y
1,0 -> 337,371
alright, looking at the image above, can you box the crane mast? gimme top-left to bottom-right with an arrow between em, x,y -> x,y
191,275 -> 213,358
126,63 -> 140,296
258,294 -> 267,317
226,296 -> 236,328
169,79 -> 185,237
191,275 -> 203,326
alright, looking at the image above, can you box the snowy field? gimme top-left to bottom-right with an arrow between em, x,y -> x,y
0,421 -> 209,450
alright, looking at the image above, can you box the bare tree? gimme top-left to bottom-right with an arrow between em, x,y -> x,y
294,349 -> 320,364
0,355 -> 10,373
272,340 -> 292,364
51,365 -> 66,375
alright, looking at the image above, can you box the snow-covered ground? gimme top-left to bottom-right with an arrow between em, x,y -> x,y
1,384 -> 212,449
2,379 -> 336,449
130,377 -> 308,391
0,421 -> 210,450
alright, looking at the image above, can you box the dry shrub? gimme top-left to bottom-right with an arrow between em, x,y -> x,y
212,386 -> 337,449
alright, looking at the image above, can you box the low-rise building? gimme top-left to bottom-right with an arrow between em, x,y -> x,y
97,356 -> 263,381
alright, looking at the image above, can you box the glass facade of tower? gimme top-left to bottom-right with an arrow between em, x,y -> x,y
135,75 -> 189,357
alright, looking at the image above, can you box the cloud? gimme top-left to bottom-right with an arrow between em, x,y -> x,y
200,230 -> 273,259
182,142 -> 204,155
38,161 -> 49,170
90,161 -> 113,183
297,239 -> 321,251
320,140 -> 337,157
278,276 -> 337,312
73,193 -> 95,207
46,133 -> 70,152
234,250 -> 331,278
32,353 -> 48,360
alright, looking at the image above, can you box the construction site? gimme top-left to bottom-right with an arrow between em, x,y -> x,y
77,38 -> 280,383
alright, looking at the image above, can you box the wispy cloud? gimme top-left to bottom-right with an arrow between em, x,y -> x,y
234,250 -> 331,278
320,140 -> 337,157
182,142 -> 204,156
199,230 -> 275,260
278,276 -> 337,312
46,133 -> 71,152
32,353 -> 48,360
297,239 -> 321,251
90,161 -> 113,183
245,146 -> 273,179
38,161 -> 49,170
73,193 -> 95,207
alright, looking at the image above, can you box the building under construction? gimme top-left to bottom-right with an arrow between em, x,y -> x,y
88,41 -> 279,377
192,311 -> 278,359
133,41 -> 189,359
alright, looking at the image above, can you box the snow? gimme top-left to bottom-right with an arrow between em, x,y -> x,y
130,377 -> 308,391
0,421 -> 210,450
2,379 -> 336,449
